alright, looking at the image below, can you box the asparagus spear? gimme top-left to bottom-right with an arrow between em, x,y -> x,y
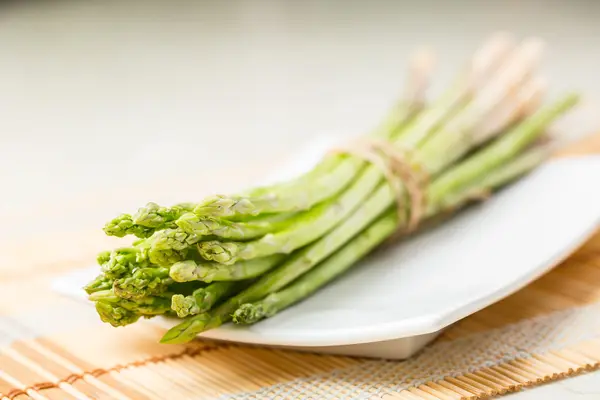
160,94 -> 576,344
232,145 -> 551,324
171,281 -> 239,317
169,254 -> 286,282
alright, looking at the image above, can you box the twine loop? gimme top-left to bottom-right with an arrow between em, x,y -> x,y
331,138 -> 428,232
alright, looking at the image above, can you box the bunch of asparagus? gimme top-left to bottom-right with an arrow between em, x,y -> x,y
85,33 -> 579,344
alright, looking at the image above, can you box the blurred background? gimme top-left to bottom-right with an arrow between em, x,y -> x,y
2,0 -> 599,246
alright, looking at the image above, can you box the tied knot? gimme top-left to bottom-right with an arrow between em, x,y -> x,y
331,138 -> 428,233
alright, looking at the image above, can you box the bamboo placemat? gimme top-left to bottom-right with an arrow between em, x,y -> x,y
1,135 -> 600,400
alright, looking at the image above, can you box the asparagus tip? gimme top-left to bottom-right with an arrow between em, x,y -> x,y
132,202 -> 162,227
103,214 -> 134,237
96,251 -> 111,265
197,241 -> 239,265
175,213 -> 205,234
169,260 -> 200,282
103,214 -> 154,238
113,269 -> 172,300
148,246 -> 188,267
232,303 -> 266,325
95,302 -> 140,327
171,294 -> 198,318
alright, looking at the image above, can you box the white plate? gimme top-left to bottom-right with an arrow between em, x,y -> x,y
52,138 -> 600,359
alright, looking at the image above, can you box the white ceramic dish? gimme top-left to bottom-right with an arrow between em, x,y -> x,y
52,137 -> 600,359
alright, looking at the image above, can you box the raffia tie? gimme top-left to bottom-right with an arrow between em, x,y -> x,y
331,138 -> 428,233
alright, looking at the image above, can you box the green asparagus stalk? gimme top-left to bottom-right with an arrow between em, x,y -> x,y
160,95 -> 577,344
169,254 -> 286,283
232,145 -> 551,324
171,281 -> 239,317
